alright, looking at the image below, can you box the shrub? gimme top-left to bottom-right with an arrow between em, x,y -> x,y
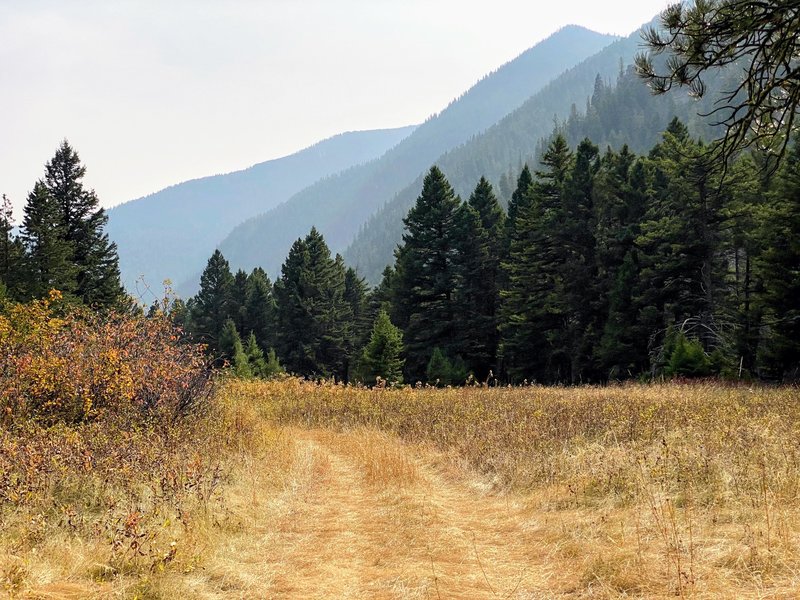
358,310 -> 404,385
665,331 -> 712,378
0,290 -> 212,425
426,348 -> 467,386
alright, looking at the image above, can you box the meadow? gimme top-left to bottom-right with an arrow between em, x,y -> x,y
2,374 -> 799,598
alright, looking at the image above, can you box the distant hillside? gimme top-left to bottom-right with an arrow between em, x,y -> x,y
343,20 -> 670,282
214,26 -> 617,282
344,20 -> 743,283
107,125 -> 416,292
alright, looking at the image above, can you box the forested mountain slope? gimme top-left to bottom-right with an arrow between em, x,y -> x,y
214,26 -> 617,282
107,125 -> 416,292
343,20 -> 708,282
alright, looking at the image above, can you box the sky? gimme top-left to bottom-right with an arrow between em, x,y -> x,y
0,0 -> 670,218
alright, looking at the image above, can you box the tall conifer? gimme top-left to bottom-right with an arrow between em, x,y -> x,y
500,135 -> 572,382
393,166 -> 461,380
189,249 -> 234,358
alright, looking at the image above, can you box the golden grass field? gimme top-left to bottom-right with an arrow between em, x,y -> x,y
3,379 -> 800,598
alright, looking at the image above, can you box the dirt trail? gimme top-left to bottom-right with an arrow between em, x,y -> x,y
231,428 -> 559,599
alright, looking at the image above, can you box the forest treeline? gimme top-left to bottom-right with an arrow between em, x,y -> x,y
177,119 -> 800,384
2,126 -> 797,385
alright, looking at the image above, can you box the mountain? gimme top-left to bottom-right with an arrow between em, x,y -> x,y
344,16 -> 744,283
106,125 -> 416,293
214,26 -> 618,282
343,20 -> 672,282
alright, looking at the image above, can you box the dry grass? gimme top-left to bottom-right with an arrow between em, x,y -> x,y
3,378 -> 800,598
224,378 -> 800,598
0,381 -> 289,599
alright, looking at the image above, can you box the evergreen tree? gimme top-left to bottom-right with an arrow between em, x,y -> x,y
359,310 -> 404,385
560,138 -> 601,381
244,332 -> 267,377
758,137 -> 800,379
20,181 -> 77,300
218,318 -> 241,364
229,269 -> 249,332
506,164 -> 534,229
425,347 -> 468,386
263,348 -> 285,378
344,266 -> 370,377
0,194 -> 24,300
637,0 -> 800,163
232,337 -> 252,379
664,330 -> 712,378
452,203 -> 490,374
369,265 -> 396,325
274,228 -> 351,379
635,119 -> 727,370
393,166 -> 461,380
452,177 -> 506,378
721,153 -> 768,376
42,140 -> 124,307
242,267 -> 276,351
500,135 -> 573,382
593,147 -> 648,377
189,250 -> 234,357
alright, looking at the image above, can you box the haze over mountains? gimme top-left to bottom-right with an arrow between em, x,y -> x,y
107,126 -> 415,292
343,19 -> 673,281
105,25 -> 617,294
105,14 -> 714,294
214,26 -> 617,286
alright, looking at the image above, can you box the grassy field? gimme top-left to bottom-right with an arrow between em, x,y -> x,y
2,379 -> 799,598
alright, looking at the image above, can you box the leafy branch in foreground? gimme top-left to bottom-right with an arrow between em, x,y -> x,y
635,0 -> 800,166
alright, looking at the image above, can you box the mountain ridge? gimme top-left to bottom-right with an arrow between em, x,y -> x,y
212,25 -> 618,286
343,19 -> 666,282
107,125 -> 416,292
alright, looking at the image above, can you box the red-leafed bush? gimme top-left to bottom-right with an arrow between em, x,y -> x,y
0,290 -> 212,425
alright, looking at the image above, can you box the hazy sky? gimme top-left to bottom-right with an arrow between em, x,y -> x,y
1,0 -> 670,218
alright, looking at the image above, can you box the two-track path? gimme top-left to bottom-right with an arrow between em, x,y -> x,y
208,428 -> 560,599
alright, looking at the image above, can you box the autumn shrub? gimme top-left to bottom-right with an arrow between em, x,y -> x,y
0,290 -> 212,425
0,296 -> 278,594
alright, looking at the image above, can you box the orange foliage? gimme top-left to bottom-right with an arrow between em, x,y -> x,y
0,290 -> 211,425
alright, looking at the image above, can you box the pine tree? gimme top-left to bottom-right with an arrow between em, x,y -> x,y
452,203 -> 490,374
344,266 -> 370,378
506,164 -> 533,229
425,347 -> 467,386
500,135 -> 573,382
635,119 -> 727,370
21,181 -> 77,300
218,318 -> 241,364
274,228 -> 351,379
592,147 -> 649,377
263,348 -> 284,378
242,267 -> 276,351
393,166 -> 461,380
452,177 -> 506,378
368,265 -> 396,325
0,194 -> 24,300
560,138 -> 601,381
42,140 -> 124,307
758,137 -> 800,379
721,153 -> 768,376
232,337 -> 252,379
229,269 -> 249,332
189,250 -> 234,357
244,332 -> 267,377
359,310 -> 404,385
